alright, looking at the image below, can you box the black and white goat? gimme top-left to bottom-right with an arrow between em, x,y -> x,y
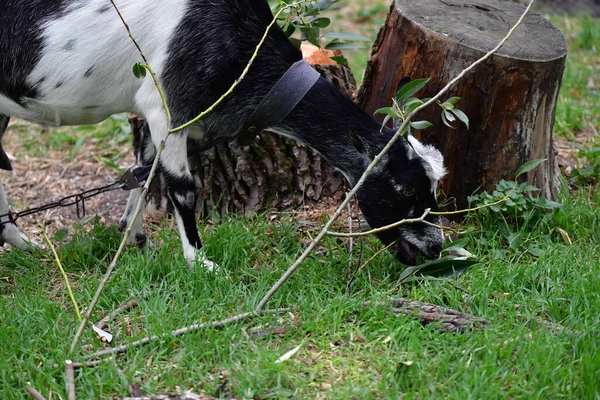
0,0 -> 446,269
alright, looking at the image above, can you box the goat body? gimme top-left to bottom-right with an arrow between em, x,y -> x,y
0,0 -> 445,267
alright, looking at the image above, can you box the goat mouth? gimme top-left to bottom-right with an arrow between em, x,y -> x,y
394,239 -> 418,266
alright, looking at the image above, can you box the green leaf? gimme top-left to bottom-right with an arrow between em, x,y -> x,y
53,228 -> 69,242
441,109 -> 455,127
443,237 -> 470,253
321,31 -> 371,41
324,42 -> 365,50
399,256 -> 478,283
132,62 -> 146,79
515,159 -> 547,178
450,108 -> 470,129
395,78 -> 430,105
403,97 -> 424,114
439,101 -> 455,111
374,107 -> 401,118
446,96 -> 461,105
309,16 -> 330,28
329,56 -> 348,65
410,120 -> 433,130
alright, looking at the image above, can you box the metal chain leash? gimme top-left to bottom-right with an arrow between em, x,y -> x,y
0,165 -> 152,226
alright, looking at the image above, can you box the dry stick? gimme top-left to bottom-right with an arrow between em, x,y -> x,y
326,196 -> 509,238
70,5 -> 287,355
65,360 -> 76,400
52,359 -> 105,369
255,0 -> 535,312
25,386 -> 47,400
345,198 -> 356,292
95,298 -> 140,331
84,308 -> 289,360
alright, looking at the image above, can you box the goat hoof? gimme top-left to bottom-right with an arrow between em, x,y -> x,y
1,224 -> 32,250
133,233 -> 150,248
186,254 -> 219,272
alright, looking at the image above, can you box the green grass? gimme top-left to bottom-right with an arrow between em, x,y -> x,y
1,5 -> 600,400
1,188 -> 599,399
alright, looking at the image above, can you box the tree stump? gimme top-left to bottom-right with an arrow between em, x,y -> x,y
135,45 -> 356,217
357,0 -> 567,211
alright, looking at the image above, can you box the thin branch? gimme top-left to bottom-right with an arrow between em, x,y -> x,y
25,386 -> 47,400
327,209 -> 432,238
95,298 -> 140,331
327,196 -> 508,239
42,222 -> 82,322
430,196 -> 509,216
108,0 -> 171,121
65,360 -> 76,400
255,0 -> 534,312
84,308 -> 289,360
53,359 -> 105,369
446,280 -> 471,296
347,199 -> 354,262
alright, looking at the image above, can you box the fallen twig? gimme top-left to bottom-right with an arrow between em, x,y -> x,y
53,359 -> 105,369
326,209 -> 434,238
445,280 -> 471,296
255,0 -> 534,312
95,298 -> 140,331
84,308 -> 289,359
119,392 -> 214,400
65,360 -> 76,400
25,386 -> 47,400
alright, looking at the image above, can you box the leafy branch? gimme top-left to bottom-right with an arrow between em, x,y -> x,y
374,78 -> 469,137
273,0 -> 370,50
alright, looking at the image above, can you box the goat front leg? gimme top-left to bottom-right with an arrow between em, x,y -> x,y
119,121 -> 155,247
0,178 -> 31,249
159,131 -> 216,271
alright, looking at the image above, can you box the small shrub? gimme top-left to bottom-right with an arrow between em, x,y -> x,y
570,141 -> 600,185
467,160 -> 562,229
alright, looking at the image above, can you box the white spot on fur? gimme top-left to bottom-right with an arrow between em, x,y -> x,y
0,0 -> 189,126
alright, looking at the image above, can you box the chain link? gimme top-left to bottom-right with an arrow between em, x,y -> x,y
0,180 -> 124,226
0,165 -> 152,226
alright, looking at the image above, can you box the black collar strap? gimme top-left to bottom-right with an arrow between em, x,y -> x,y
237,59 -> 321,146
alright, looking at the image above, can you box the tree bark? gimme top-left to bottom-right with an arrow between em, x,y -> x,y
388,298 -> 488,333
133,46 -> 356,217
357,0 -> 567,211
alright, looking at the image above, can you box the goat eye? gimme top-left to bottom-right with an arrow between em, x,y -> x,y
401,187 -> 416,197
